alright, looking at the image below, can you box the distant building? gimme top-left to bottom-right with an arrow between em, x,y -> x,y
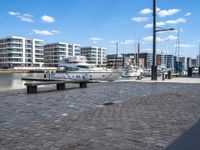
139,53 -> 153,68
81,46 -> 106,66
0,36 -> 44,68
178,57 -> 187,70
191,58 -> 197,67
106,53 -> 153,69
156,54 -> 161,66
44,42 -> 81,67
106,54 -> 126,68
160,54 -> 174,68
187,57 -> 192,68
197,55 -> 200,67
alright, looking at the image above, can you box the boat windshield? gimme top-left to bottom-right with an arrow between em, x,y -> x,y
57,66 -> 79,71
76,65 -> 97,69
76,65 -> 90,69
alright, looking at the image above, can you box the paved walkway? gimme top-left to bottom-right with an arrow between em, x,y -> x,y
0,79 -> 200,149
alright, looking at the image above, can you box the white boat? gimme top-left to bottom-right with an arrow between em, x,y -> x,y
193,67 -> 199,74
122,64 -> 143,78
55,56 -> 121,81
143,65 -> 170,77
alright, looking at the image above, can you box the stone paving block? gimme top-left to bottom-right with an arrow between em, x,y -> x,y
0,82 -> 200,149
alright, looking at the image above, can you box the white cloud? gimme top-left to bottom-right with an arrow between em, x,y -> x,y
51,30 -> 60,33
143,36 -> 162,42
8,11 -> 20,16
143,35 -> 177,42
156,7 -> 161,12
166,18 -> 186,25
140,8 -> 152,15
179,44 -> 195,48
18,15 -> 34,22
121,40 -> 137,45
139,7 -> 160,15
23,13 -> 32,17
145,18 -> 186,29
144,21 -> 166,28
41,15 -> 55,23
90,37 -> 103,41
144,24 -> 153,29
167,35 -> 178,40
33,29 -> 59,36
132,17 -> 149,22
157,21 -> 166,27
90,37 -> 103,43
158,9 -> 181,17
185,12 -> 192,16
8,11 -> 34,22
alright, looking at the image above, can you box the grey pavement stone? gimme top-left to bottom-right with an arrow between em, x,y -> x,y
0,82 -> 200,149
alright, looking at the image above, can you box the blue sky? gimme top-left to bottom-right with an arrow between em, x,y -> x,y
0,0 -> 199,58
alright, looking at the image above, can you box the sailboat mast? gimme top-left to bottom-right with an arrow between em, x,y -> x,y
115,42 -> 119,69
177,29 -> 180,61
122,40 -> 125,67
137,42 -> 140,67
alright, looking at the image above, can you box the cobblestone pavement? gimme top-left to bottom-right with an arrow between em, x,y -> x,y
0,81 -> 200,150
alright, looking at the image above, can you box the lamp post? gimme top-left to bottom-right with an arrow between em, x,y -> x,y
152,0 -> 157,80
151,0 -> 175,80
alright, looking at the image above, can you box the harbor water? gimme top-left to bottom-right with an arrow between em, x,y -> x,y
0,73 -> 146,91
0,73 -> 43,91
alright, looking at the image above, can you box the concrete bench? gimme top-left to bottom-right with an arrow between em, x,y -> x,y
24,80 -> 89,94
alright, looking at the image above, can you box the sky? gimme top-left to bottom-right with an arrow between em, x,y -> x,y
0,0 -> 199,58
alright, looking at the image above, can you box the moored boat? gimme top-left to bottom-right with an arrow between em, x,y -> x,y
55,56 -> 121,81
122,64 -> 143,78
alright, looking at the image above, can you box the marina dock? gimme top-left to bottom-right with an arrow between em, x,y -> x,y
21,77 -> 59,81
0,78 -> 200,149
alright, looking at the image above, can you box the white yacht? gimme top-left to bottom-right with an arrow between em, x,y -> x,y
122,65 -> 143,78
143,65 -> 170,77
55,56 -> 121,81
193,67 -> 199,74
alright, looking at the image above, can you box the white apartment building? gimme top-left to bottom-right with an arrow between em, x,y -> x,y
0,36 -> 44,68
81,46 -> 107,66
44,42 -> 81,67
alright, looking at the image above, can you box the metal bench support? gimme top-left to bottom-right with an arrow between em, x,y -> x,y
57,83 -> 65,90
27,85 -> 37,94
80,82 -> 87,88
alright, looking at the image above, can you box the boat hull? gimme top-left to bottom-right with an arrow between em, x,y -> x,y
54,71 -> 121,81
